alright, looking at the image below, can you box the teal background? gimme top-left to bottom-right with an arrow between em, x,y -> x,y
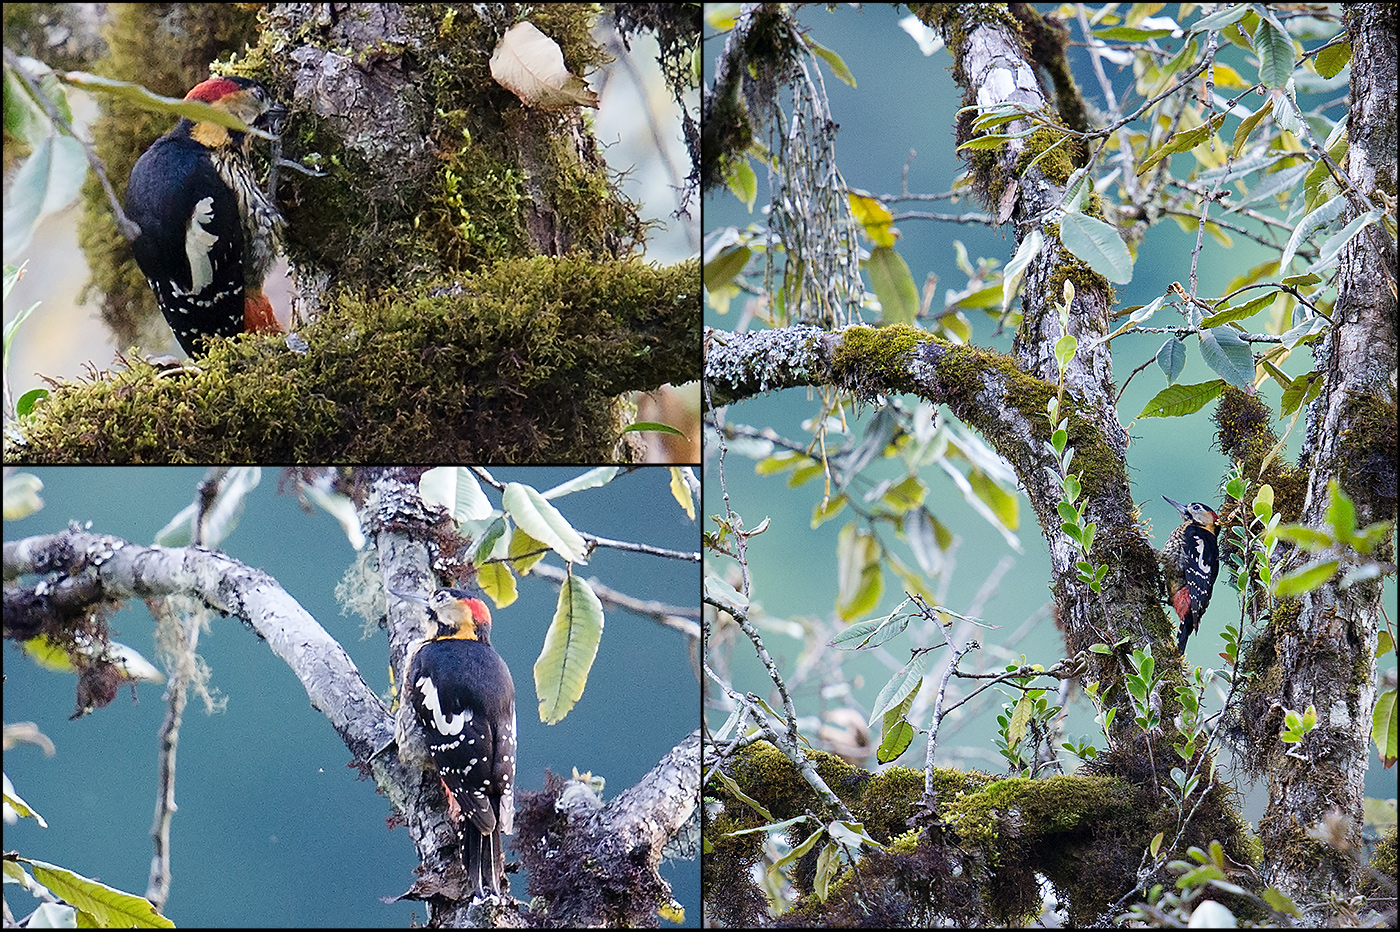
4,466 -> 699,927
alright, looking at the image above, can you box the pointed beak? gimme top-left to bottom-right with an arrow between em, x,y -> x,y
387,588 -> 428,605
1162,495 -> 1189,517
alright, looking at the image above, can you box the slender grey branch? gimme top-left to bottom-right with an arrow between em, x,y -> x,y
527,561 -> 700,639
923,640 -> 979,796
582,532 -> 699,562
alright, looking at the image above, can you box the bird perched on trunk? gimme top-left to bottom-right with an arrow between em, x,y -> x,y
391,587 -> 516,900
1159,496 -> 1219,653
125,75 -> 285,355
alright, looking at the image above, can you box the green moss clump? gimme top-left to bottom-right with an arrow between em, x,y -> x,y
832,324 -> 941,397
8,257 -> 698,463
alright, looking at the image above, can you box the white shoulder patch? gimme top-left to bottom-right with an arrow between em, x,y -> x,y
416,674 -> 470,736
185,196 -> 219,292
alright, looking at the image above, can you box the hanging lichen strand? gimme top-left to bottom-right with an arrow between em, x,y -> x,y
764,47 -> 866,330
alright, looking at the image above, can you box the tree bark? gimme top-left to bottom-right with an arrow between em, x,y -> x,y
1258,2 -> 1397,902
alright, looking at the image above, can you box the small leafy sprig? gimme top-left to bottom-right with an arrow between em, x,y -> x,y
993,661 -> 1063,777
1045,280 -> 1109,596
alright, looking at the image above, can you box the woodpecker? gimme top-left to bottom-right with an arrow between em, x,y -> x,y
125,76 -> 285,355
1159,496 -> 1219,653
392,587 -> 516,900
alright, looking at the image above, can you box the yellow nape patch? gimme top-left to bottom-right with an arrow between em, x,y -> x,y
442,623 -> 480,641
190,122 -> 232,148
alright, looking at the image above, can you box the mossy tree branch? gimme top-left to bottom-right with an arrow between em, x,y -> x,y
12,258 -> 697,463
706,321 -> 1167,733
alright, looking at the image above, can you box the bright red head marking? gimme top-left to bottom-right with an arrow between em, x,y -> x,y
185,77 -> 245,103
466,598 -> 492,629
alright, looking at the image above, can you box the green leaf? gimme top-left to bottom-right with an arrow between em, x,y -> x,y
940,460 -> 1021,550
880,689 -> 916,731
507,525 -> 549,574
15,387 -> 47,416
23,634 -> 163,684
811,493 -> 847,528
2,470 -> 44,520
813,841 -> 838,901
1156,338 -> 1187,385
1054,333 -> 1078,373
957,133 -> 1015,151
1280,193 -> 1345,271
503,482 -> 589,563
1230,100 -> 1273,160
1006,694 -> 1034,747
848,190 -> 897,247
877,717 -> 915,764
1001,229 -> 1043,319
476,562 -> 518,608
1138,124 -> 1208,175
1138,380 -> 1226,418
1154,37 -> 1200,93
881,475 -> 927,514
836,524 -> 882,620
1373,689 -> 1397,767
1058,212 -> 1133,284
65,72 -> 265,135
967,103 -> 1027,133
1253,484 -> 1275,517
1094,25 -> 1176,41
1271,525 -> 1334,550
828,609 -> 910,651
1200,292 -> 1276,327
621,420 -> 685,436
154,467 -> 261,548
724,157 -> 758,211
297,478 -> 367,551
540,467 -> 620,499
803,35 -> 856,87
1273,559 -> 1339,597
1189,4 -> 1250,33
5,135 -> 88,257
755,450 -> 808,476
705,3 -> 741,30
869,652 -> 928,724
830,820 -> 884,850
703,574 -> 748,615
773,827 -> 827,869
1314,41 -> 1351,79
669,467 -> 696,520
1325,480 -> 1357,541
703,237 -> 752,291
1199,326 -> 1255,388
864,245 -> 920,325
26,857 -> 174,928
968,468 -> 1019,532
712,769 -> 774,822
1253,17 -> 1296,89
420,466 -> 494,522
1307,210 -> 1383,275
903,508 -> 945,578
534,572 -> 605,724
